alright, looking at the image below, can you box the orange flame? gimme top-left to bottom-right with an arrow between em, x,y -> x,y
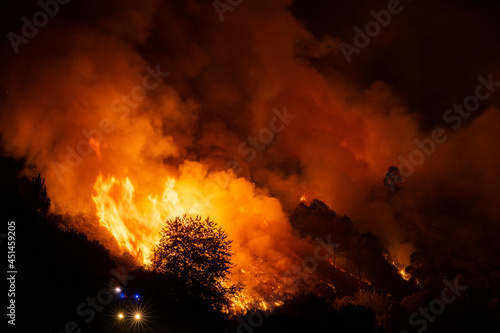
399,268 -> 410,281
91,161 -> 304,314
92,174 -> 185,264
390,260 -> 411,281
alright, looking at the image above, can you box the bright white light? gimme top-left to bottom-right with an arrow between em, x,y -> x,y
134,313 -> 141,320
115,287 -> 121,293
117,313 -> 124,319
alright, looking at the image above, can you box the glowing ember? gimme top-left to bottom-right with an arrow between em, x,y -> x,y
390,260 -> 411,281
399,268 -> 410,281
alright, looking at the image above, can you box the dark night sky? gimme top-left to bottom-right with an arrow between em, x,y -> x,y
291,0 -> 500,129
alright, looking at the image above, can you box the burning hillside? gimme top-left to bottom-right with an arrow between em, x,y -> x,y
1,1 -> 500,329
90,160 -> 312,312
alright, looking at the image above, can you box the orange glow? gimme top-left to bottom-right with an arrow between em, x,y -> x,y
2,1 -> 499,322
92,174 -> 181,264
88,137 -> 102,161
91,161 -> 305,314
399,268 -> 410,281
390,260 -> 411,281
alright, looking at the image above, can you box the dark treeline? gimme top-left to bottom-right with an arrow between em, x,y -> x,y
2,155 -> 499,333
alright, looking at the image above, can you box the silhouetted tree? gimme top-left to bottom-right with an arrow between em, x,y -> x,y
405,250 -> 441,290
383,166 -> 403,192
290,199 -> 353,265
345,232 -> 414,297
349,233 -> 369,281
31,173 -> 51,215
150,215 -> 240,310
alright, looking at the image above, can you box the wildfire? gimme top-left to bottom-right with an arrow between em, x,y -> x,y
91,161 -> 303,314
91,174 -> 186,264
399,268 -> 410,281
390,260 -> 411,281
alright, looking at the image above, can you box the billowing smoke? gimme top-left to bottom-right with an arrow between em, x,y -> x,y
1,0 -> 499,299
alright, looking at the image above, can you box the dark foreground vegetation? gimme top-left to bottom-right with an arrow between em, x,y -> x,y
2,155 -> 499,333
